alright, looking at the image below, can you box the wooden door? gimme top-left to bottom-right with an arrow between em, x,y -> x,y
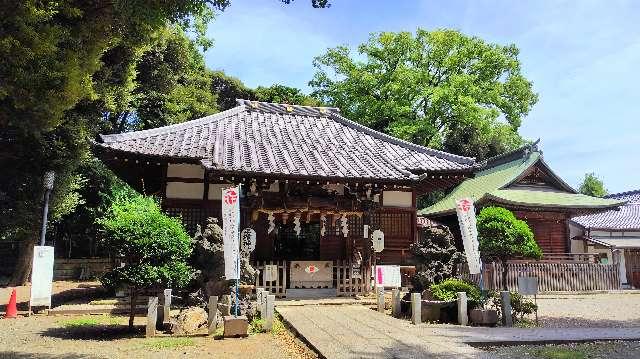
625,249 -> 640,288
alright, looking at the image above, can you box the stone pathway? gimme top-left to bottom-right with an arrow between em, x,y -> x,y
277,305 -> 640,359
277,305 -> 481,358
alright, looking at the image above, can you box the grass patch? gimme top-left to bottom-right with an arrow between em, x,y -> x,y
271,313 -> 286,335
534,347 -> 586,359
59,317 -> 101,328
144,337 -> 195,350
58,314 -> 124,328
249,318 -> 267,334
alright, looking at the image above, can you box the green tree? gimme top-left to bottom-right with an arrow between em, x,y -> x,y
310,29 -> 538,160
578,172 -> 608,198
1,0 -> 327,285
209,71 -> 256,111
476,206 -> 542,290
255,84 -> 321,106
98,188 -> 193,330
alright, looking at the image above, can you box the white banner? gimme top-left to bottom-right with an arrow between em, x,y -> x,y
30,246 -> 55,307
222,186 -> 241,280
455,198 -> 482,274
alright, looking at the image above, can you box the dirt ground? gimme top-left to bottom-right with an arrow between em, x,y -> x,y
0,314 -> 317,359
1,281 -> 107,313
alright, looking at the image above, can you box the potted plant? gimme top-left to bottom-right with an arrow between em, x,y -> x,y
469,295 -> 498,326
429,278 -> 480,323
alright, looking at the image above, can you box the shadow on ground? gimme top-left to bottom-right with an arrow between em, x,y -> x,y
40,324 -> 144,341
0,352 -> 102,359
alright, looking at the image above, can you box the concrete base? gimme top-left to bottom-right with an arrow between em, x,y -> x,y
285,288 -> 336,299
223,315 -> 248,338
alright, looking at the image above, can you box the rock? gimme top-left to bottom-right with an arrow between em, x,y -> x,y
223,315 -> 248,338
170,307 -> 208,335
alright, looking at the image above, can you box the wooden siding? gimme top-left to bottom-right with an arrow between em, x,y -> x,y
626,249 -> 640,288
514,210 -> 569,253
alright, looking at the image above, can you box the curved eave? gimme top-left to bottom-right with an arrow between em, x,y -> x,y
484,193 -> 625,211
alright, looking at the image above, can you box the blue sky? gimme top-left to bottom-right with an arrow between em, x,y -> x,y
204,0 -> 640,193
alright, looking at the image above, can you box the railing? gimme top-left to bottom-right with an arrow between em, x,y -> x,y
253,260 -> 372,297
458,261 -> 621,292
253,260 -> 287,297
537,252 -> 602,263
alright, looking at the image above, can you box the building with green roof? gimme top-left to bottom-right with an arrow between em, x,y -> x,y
420,140 -> 624,254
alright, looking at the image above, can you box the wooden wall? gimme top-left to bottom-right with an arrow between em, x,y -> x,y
513,210 -> 569,253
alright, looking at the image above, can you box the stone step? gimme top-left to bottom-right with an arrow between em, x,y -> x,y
285,288 -> 337,299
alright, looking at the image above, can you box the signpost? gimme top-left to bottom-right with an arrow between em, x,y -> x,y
29,246 -> 55,312
518,276 -> 539,325
222,186 -> 241,316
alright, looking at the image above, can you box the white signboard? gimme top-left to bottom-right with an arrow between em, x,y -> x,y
375,265 -> 401,288
455,198 -> 482,274
264,264 -> 278,282
222,186 -> 241,280
30,246 -> 55,307
517,276 -> 539,295
372,230 -> 385,253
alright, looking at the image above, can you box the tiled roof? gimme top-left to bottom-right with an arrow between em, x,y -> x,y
97,99 -> 475,181
606,190 -> 640,203
572,189 -> 640,231
421,148 -> 624,216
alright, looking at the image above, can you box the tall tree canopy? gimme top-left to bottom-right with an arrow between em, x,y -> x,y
578,172 -> 608,198
310,29 -> 538,160
0,0 -> 326,285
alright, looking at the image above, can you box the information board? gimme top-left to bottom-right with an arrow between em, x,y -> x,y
374,265 -> 401,288
30,246 -> 55,307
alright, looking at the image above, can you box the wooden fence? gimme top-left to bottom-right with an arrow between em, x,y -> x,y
458,261 -> 621,292
53,258 -> 114,280
334,260 -> 371,296
253,260 -> 288,297
253,260 -> 372,297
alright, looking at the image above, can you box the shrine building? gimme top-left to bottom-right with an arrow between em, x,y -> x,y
95,99 -> 476,296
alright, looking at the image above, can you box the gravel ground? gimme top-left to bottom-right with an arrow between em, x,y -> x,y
485,341 -> 640,358
535,293 -> 640,328
0,314 -> 317,359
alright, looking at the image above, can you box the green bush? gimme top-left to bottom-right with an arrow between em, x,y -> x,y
489,291 -> 538,323
477,206 -> 542,289
430,278 -> 481,307
98,187 -> 193,329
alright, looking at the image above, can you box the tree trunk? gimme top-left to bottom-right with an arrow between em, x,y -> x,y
129,289 -> 138,331
501,260 -> 509,291
10,239 -> 36,286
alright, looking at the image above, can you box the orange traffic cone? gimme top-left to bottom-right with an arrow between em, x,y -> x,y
4,288 -> 18,319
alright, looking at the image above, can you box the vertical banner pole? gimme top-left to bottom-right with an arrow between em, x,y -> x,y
222,184 -> 242,318
235,184 -> 241,317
